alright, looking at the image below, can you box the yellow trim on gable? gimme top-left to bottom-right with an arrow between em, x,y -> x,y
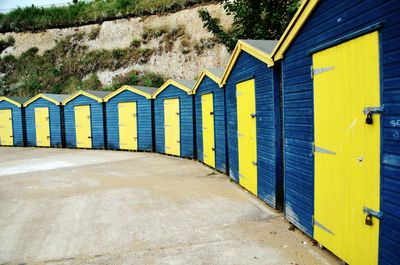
62,90 -> 103,105
103,85 -> 152,102
220,40 -> 274,86
23,93 -> 61,107
192,69 -> 222,94
272,0 -> 320,60
0,97 -> 22,107
152,79 -> 192,99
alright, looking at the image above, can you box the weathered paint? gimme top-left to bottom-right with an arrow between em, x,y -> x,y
106,90 -> 153,151
277,0 -> 400,263
195,76 -> 227,172
154,84 -> 194,158
225,51 -> 282,209
64,95 -> 105,149
25,97 -> 63,148
0,100 -> 24,146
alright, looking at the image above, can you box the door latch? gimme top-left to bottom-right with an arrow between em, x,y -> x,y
363,106 -> 384,125
252,161 -> 257,166
250,113 -> 256,118
363,207 -> 383,226
210,111 -> 214,115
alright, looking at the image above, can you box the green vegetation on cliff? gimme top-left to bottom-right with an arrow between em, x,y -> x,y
0,32 -> 163,96
0,0 -> 214,33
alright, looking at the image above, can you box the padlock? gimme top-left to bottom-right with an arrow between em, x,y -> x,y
365,214 -> 373,226
366,112 -> 373,124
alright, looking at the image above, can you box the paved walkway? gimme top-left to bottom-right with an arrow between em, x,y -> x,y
0,148 -> 338,265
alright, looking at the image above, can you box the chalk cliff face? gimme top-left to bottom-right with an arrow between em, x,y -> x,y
0,4 -> 232,86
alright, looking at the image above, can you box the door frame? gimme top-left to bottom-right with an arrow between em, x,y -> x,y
163,97 -> 181,156
201,92 -> 216,167
0,108 -> 13,146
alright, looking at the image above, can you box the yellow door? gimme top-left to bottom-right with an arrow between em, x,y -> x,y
74,105 -> 92,148
164,98 -> 180,156
313,31 -> 380,265
201,93 -> 215,168
237,79 -> 257,195
0,109 -> 13,146
118,102 -> 137,150
35,107 -> 50,147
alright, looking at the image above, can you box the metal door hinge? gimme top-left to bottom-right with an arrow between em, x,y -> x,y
312,142 -> 336,155
311,66 -> 335,78
313,217 -> 335,235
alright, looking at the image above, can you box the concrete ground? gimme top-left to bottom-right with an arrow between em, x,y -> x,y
0,147 -> 339,265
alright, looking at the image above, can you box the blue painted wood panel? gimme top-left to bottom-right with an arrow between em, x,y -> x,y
64,95 -> 105,149
195,76 -> 227,173
106,90 -> 153,151
0,101 -> 24,146
25,98 -> 63,147
281,1 -> 400,262
225,51 -> 282,209
154,84 -> 194,158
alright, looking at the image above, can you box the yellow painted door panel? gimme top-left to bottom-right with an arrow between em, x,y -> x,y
313,31 -> 380,265
164,98 -> 180,156
118,102 -> 137,150
0,109 -> 13,145
237,79 -> 257,195
35,107 -> 50,147
201,93 -> 215,168
74,105 -> 92,149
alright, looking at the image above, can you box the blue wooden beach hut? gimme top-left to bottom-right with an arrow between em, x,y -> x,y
62,90 -> 110,149
193,68 -> 227,172
272,0 -> 400,264
221,39 -> 282,209
103,85 -> 157,151
152,79 -> 196,158
23,93 -> 69,147
0,96 -> 27,146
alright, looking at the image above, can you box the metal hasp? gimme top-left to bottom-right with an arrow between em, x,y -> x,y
363,207 -> 383,220
363,105 -> 384,115
363,105 -> 384,125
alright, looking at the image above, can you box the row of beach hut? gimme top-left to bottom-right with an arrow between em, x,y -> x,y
0,1 -> 399,264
